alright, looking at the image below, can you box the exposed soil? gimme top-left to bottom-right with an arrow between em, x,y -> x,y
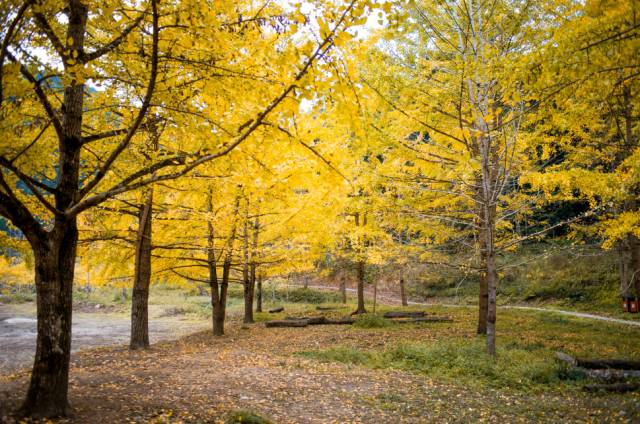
1,318 -> 639,423
0,303 -> 207,374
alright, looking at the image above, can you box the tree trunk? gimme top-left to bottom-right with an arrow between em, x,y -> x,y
130,192 -> 153,350
619,243 -> 631,298
631,235 -> 640,300
484,204 -> 498,356
21,223 -> 77,418
256,273 -> 263,313
476,201 -> 488,335
340,277 -> 347,304
399,278 -> 408,307
354,260 -> 367,314
244,270 -> 255,323
373,280 -> 378,313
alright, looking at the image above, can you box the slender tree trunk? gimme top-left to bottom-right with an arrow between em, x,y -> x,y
340,277 -> 347,304
21,224 -> 77,418
242,214 -> 254,324
256,273 -> 262,313
130,191 -> 153,350
619,243 -> 631,298
631,235 -> 640,300
355,260 -> 367,314
400,278 -> 408,306
373,280 -> 378,313
353,212 -> 367,314
484,202 -> 498,356
475,177 -> 489,335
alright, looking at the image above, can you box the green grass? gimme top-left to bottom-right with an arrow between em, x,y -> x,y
296,303 -> 640,393
353,313 -> 391,328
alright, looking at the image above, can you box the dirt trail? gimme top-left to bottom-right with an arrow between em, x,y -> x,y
0,304 -> 207,373
2,322 -> 638,423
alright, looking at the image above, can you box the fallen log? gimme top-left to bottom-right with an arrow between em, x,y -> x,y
582,368 -> 640,381
284,316 -> 328,325
583,383 -> 640,393
265,316 -> 356,328
383,311 -> 426,319
265,319 -> 308,328
576,358 -> 640,371
555,352 -> 640,370
394,317 -> 452,324
268,306 -> 284,313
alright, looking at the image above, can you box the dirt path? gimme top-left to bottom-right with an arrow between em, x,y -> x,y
2,322 -> 638,423
0,304 -> 208,374
298,283 -> 640,327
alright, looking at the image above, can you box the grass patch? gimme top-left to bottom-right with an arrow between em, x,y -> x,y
298,339 -> 571,391
353,313 -> 391,329
225,410 -> 272,424
298,346 -> 372,365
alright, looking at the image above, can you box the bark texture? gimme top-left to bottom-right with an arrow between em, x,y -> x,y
130,191 -> 153,350
399,278 -> 408,307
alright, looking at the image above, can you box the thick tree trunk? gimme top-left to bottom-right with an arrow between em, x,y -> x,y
256,273 -> 263,313
340,277 -> 347,304
215,261 -> 230,335
244,273 -> 255,323
21,223 -> 77,418
399,278 -> 408,307
130,192 -> 153,350
354,260 -> 367,314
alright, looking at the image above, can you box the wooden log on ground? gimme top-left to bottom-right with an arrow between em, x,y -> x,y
383,311 -> 426,319
265,319 -> 308,328
583,383 -> 640,393
576,358 -> 640,370
268,306 -> 284,313
265,316 -> 355,328
555,352 -> 577,367
394,316 -> 452,324
582,368 -> 640,381
555,352 -> 640,370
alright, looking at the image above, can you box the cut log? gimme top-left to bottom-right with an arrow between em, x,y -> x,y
265,316 -> 355,328
284,316 -> 328,325
576,358 -> 640,371
583,383 -> 640,393
383,311 -> 426,319
555,351 -> 578,367
394,317 -> 452,323
265,319 -> 308,328
582,368 -> 640,381
555,352 -> 640,370
268,306 -> 284,313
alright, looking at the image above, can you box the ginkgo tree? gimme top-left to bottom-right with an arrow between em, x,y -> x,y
360,0 -> 559,355
523,0 -> 640,301
0,0 -> 382,417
